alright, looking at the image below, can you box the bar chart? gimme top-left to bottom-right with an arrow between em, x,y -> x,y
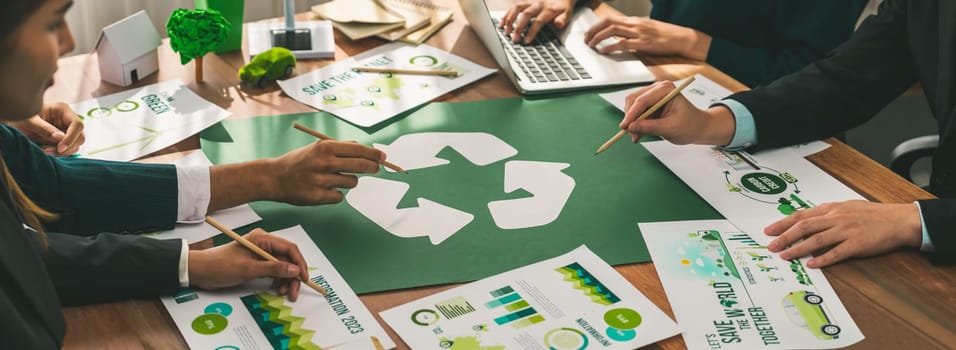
484,286 -> 545,329
435,296 -> 477,320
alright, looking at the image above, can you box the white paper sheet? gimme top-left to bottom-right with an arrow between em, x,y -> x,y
639,220 -> 863,349
380,245 -> 681,350
71,79 -> 230,161
278,43 -> 496,127
642,141 -> 865,245
161,225 -> 396,350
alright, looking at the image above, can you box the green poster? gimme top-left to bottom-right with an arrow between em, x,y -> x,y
202,94 -> 721,293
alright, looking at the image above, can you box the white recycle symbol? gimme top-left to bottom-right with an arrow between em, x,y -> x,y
345,132 -> 575,245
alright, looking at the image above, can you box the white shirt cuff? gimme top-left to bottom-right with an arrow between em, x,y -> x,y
176,165 -> 211,224
914,201 -> 935,252
178,238 -> 190,287
712,98 -> 758,150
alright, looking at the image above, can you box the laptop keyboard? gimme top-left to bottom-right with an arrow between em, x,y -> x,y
493,19 -> 592,83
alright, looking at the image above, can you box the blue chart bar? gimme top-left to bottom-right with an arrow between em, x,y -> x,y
489,286 -> 515,297
484,293 -> 522,308
494,307 -> 538,325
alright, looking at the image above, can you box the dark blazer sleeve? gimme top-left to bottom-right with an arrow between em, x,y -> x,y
704,2 -> 866,87
918,199 -> 956,253
731,0 -> 917,149
43,232 -> 183,306
651,0 -> 866,87
0,125 -> 178,234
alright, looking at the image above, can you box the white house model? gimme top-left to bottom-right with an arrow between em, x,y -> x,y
94,10 -> 161,87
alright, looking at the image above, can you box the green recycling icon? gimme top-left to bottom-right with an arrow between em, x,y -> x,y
346,132 -> 575,245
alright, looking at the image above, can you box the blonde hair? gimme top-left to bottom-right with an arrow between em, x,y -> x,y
0,154 -> 56,244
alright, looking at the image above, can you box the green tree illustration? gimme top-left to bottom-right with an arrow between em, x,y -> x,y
166,8 -> 231,83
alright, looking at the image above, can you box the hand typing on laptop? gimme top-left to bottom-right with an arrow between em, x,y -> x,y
460,0 -> 655,93
500,0 -> 576,44
501,0 -> 711,60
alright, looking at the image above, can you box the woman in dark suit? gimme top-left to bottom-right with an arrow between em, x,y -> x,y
0,0 -> 388,347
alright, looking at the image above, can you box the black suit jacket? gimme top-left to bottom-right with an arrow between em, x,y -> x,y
0,190 -> 183,348
730,0 -> 956,252
0,125 -> 184,347
651,0 -> 866,87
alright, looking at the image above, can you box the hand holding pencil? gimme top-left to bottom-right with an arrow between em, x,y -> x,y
188,223 -> 315,301
596,77 -> 695,154
596,76 -> 739,154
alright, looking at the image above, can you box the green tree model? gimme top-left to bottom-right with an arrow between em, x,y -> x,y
166,8 -> 231,83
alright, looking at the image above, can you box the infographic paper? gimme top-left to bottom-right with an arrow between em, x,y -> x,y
380,246 -> 680,350
161,225 -> 396,350
640,220 -> 863,349
642,141 -> 865,245
278,43 -> 495,127
71,79 -> 230,161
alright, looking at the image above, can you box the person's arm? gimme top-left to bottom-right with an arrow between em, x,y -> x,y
0,125 -> 179,234
43,232 -> 182,306
690,1 -> 867,87
45,229 -> 309,306
732,0 -> 916,149
206,140 -> 383,212
0,122 -> 384,233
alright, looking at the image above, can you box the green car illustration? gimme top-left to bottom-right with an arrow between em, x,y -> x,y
782,291 -> 841,339
239,47 -> 296,88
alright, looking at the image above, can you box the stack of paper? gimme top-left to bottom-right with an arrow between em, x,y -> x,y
312,0 -> 451,43
376,0 -> 454,44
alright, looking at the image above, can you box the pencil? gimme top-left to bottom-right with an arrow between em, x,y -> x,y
292,122 -> 408,174
595,76 -> 697,155
204,216 -> 329,297
734,151 -> 760,170
353,66 -> 460,77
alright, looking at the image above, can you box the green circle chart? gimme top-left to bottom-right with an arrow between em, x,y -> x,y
114,100 -> 139,112
544,328 -> 588,350
411,309 -> 440,326
408,55 -> 439,66
86,107 -> 111,119
604,308 -> 642,330
739,172 -> 788,195
204,302 -> 233,316
192,313 -> 228,335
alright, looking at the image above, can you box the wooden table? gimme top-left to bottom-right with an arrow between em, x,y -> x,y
53,1 -> 956,349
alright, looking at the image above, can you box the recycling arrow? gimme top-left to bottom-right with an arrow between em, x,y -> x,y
487,161 -> 575,229
346,176 -> 474,245
374,132 -> 518,172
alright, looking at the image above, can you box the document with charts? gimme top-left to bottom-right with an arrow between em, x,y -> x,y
642,141 -> 865,245
640,220 -> 863,349
380,246 -> 680,350
278,43 -> 495,127
71,79 -> 229,161
161,225 -> 396,350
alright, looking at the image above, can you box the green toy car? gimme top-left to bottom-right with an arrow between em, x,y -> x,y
239,47 -> 296,87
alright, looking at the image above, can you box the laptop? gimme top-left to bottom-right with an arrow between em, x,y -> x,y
459,0 -> 656,95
